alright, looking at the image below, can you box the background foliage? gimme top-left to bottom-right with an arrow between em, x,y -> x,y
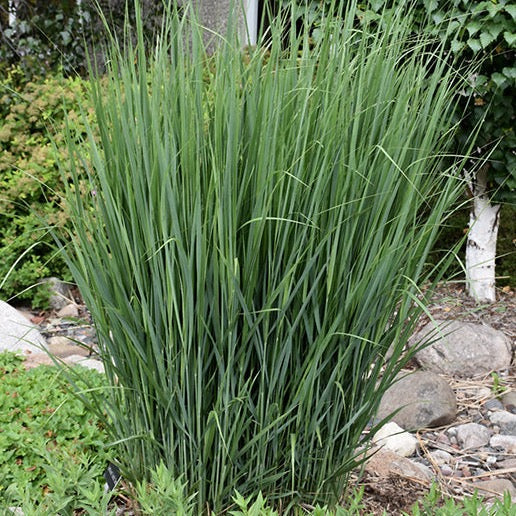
276,0 -> 515,204
0,0 -> 164,77
0,70 -> 94,305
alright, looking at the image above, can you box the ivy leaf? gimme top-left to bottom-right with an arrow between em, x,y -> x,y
487,3 -> 502,18
491,72 -> 507,88
480,32 -> 496,48
467,38 -> 482,52
486,23 -> 503,40
466,21 -> 482,37
451,39 -> 465,53
505,5 -> 516,21
504,31 -> 516,47
423,0 -> 438,13
502,67 -> 516,80
370,0 -> 384,12
60,31 -> 71,46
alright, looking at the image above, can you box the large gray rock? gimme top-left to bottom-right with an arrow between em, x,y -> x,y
412,320 -> 512,378
0,300 -> 46,355
377,371 -> 457,430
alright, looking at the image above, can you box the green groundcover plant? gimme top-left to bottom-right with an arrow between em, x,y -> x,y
0,352 -> 113,512
60,0 -> 477,512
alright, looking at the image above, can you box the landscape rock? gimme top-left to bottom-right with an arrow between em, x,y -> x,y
364,448 -> 433,482
429,449 -> 453,466
472,479 -> 516,498
454,423 -> 491,449
501,391 -> 516,414
65,354 -> 105,373
412,320 -> 511,377
496,457 -> 516,469
0,300 -> 46,355
43,277 -> 73,311
56,304 -> 79,319
489,411 -> 516,436
440,464 -> 453,476
47,336 -> 90,358
377,370 -> 456,430
489,434 -> 516,454
372,422 -> 418,457
484,398 -> 504,411
24,354 -> 56,368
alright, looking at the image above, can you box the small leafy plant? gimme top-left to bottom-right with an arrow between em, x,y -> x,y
0,352 -> 113,511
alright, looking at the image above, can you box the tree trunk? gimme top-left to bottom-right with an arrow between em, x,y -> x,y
465,165 -> 500,303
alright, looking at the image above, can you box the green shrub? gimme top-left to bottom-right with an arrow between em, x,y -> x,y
61,1 -> 473,512
0,68 -> 94,306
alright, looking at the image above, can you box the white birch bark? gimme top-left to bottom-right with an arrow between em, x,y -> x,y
465,166 -> 500,303
244,0 -> 259,46
8,0 -> 17,26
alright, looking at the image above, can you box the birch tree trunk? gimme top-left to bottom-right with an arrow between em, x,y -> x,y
465,165 -> 500,303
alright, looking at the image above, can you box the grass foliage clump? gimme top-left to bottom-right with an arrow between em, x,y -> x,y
62,1 -> 471,511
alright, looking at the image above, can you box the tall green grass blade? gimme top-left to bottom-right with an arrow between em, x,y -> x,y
60,0 -> 473,511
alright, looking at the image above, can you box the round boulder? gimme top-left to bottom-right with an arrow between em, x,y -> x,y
0,300 -> 46,355
412,320 -> 512,378
377,370 -> 456,430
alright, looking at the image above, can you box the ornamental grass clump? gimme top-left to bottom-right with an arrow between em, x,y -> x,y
62,1 -> 470,511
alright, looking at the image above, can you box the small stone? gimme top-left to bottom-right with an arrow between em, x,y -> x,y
372,422 -> 418,457
364,448 -> 433,482
56,304 -> 79,318
489,434 -> 516,454
473,479 -> 516,498
377,371 -> 457,430
436,433 -> 451,445
486,456 -> 497,466
484,398 -> 504,411
461,465 -> 471,477
65,355 -> 105,373
47,336 -> 90,358
23,354 -> 55,368
455,423 -> 491,449
429,449 -> 453,466
440,464 -> 453,476
476,387 -> 492,399
501,391 -> 516,414
495,458 -> 516,469
411,320 -> 512,378
489,411 -> 516,436
43,277 -> 73,311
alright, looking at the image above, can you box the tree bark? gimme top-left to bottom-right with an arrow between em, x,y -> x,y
465,165 -> 500,303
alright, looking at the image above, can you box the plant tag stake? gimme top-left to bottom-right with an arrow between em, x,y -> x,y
103,462 -> 121,492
